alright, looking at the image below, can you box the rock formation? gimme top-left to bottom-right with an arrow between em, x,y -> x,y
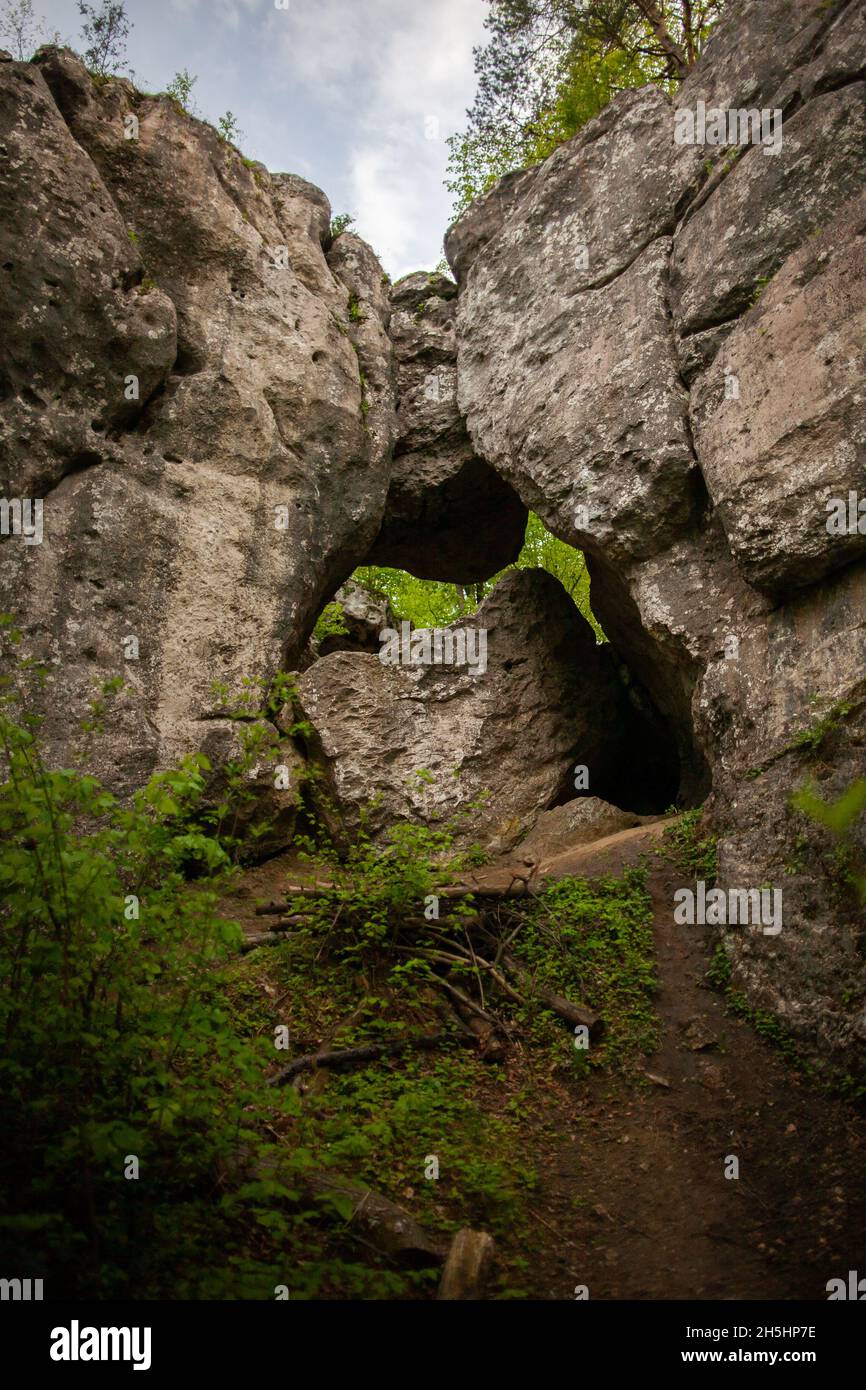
2,0 -> 865,1068
0,45 -> 396,794
444,0 -> 866,1062
297,569 -> 675,852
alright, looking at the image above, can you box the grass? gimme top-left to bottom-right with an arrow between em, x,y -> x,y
512,869 -> 660,1071
661,807 -> 718,881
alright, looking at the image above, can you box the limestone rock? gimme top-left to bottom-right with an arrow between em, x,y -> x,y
690,185 -> 866,593
453,86 -> 705,567
0,48 -> 396,798
671,85 -> 866,341
369,272 -> 526,582
297,570 -> 673,851
317,580 -> 395,658
516,797 -> 657,862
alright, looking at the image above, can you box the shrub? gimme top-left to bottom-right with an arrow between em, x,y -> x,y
0,621 -> 309,1296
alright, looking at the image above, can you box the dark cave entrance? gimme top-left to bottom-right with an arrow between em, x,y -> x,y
311,507 -> 703,822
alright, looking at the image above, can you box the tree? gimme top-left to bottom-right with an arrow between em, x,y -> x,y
77,0 -> 131,77
0,0 -> 60,60
330,213 -> 357,239
351,512 -> 604,639
446,0 -> 727,216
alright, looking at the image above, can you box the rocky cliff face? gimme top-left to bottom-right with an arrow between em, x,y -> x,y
445,0 -> 866,1063
0,45 -> 396,794
2,0 -> 865,1068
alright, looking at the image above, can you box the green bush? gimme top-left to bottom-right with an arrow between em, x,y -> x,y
0,622 -> 309,1296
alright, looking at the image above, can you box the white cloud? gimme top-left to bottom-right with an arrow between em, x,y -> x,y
265,0 -> 487,274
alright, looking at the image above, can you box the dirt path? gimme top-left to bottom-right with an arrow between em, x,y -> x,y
222,829 -> 866,1300
523,852 -> 866,1300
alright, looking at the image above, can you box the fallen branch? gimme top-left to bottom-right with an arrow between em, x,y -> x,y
255,901 -> 321,917
433,975 -> 500,1028
266,915 -> 309,934
500,950 -> 604,1042
268,1031 -> 471,1086
302,1172 -> 448,1267
239,931 -> 300,954
281,879 -> 540,903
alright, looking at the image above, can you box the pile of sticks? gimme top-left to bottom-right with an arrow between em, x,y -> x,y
250,874 -> 604,1082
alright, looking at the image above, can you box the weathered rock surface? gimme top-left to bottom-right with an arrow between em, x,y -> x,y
670,84 -> 866,340
444,0 -> 866,1065
297,569 -> 674,852
0,47 -> 396,795
369,270 -> 526,582
316,579 -> 395,658
516,797 -> 658,862
455,85 -> 705,568
690,184 -> 866,593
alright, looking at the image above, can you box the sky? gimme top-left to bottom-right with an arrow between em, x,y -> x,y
14,0 -> 490,278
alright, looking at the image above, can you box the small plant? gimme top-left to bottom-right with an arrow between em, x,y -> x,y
312,599 -> 349,644
165,67 -> 198,115
790,698 -> 852,755
347,295 -> 364,323
749,273 -> 772,306
705,939 -> 732,991
330,212 -> 356,239
662,807 -> 718,881
217,110 -> 243,145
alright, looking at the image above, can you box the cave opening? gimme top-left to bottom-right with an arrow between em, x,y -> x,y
308,510 -> 699,826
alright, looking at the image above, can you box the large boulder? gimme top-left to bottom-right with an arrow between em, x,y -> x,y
454,84 -> 705,568
297,569 -> 677,852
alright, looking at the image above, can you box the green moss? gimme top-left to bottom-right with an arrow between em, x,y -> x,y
312,600 -> 349,644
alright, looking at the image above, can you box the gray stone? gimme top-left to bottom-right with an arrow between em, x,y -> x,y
297,569 -> 669,852
0,48 -> 396,798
